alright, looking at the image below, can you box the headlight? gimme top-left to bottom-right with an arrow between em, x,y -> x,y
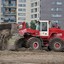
18,25 -> 22,29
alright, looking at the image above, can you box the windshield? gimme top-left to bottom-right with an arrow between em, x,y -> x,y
26,22 -> 47,31
40,22 -> 47,31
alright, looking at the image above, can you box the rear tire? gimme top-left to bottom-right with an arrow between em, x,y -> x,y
49,38 -> 64,52
16,38 -> 26,51
26,37 -> 42,50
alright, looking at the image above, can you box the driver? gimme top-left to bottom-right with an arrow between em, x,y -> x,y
35,20 -> 40,30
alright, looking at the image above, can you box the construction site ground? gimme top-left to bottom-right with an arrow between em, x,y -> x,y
0,49 -> 64,64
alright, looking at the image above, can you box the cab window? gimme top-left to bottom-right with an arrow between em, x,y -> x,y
40,22 -> 47,31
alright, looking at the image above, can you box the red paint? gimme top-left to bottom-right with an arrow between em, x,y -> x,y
18,21 -> 64,46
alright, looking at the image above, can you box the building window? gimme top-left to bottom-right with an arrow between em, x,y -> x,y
31,14 -> 37,18
18,9 -> 26,12
19,0 -> 26,2
31,15 -> 33,18
18,13 -> 26,16
56,8 -> 62,11
22,9 -> 26,12
31,9 -> 34,13
34,14 -> 37,18
31,2 -> 38,7
35,8 -> 37,12
35,2 -> 37,6
56,2 -> 62,5
52,20 -> 59,23
18,4 -> 26,7
51,8 -> 62,11
18,9 -> 22,11
51,8 -> 55,11
31,0 -> 35,2
52,2 -> 62,5
31,8 -> 37,13
51,14 -> 62,17
31,3 -> 34,7
18,17 -> 26,20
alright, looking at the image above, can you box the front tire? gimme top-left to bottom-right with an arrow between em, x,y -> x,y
16,38 -> 26,51
49,38 -> 64,52
26,37 -> 42,50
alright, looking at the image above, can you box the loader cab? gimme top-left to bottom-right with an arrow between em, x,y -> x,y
39,20 -> 49,36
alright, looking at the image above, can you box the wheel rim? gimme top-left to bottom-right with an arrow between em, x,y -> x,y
54,42 -> 61,49
33,42 -> 39,49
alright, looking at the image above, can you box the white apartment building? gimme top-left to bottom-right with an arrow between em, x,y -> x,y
17,0 -> 26,23
17,0 -> 40,23
30,0 -> 40,21
17,0 -> 31,23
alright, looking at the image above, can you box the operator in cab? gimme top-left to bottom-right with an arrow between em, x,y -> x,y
35,20 -> 40,30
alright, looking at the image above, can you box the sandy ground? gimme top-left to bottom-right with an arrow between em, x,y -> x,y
0,50 -> 64,64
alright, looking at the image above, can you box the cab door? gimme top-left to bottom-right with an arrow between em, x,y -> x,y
40,20 -> 49,36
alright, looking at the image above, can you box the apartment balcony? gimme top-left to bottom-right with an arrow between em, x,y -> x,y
3,0 -> 16,8
4,16 -> 16,22
2,0 -> 17,22
3,13 -> 16,16
3,8 -> 16,16
3,6 -> 16,8
3,4 -> 16,8
3,5 -> 16,8
3,11 -> 16,16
